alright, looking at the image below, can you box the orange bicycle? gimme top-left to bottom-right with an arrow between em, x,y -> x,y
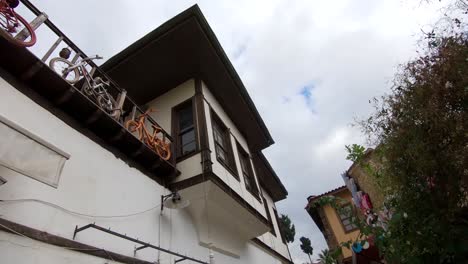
125,109 -> 171,161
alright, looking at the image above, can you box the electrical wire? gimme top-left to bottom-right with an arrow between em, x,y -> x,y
0,196 -> 207,219
0,198 -> 161,218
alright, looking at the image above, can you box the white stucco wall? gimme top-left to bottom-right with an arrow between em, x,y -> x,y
144,79 -> 202,181
0,75 -> 290,264
258,190 -> 291,259
145,79 -> 195,134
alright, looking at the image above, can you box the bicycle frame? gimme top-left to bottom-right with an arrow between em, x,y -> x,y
126,110 -> 171,160
69,57 -> 108,95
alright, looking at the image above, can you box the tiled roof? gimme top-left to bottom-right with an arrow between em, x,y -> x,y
305,185 -> 347,209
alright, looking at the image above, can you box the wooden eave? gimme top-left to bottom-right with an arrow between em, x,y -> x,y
101,4 -> 273,152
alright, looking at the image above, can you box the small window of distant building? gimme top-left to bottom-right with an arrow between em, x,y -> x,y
211,110 -> 237,178
338,203 -> 358,232
173,99 -> 197,159
0,116 -> 69,188
238,143 -> 259,197
263,196 -> 276,236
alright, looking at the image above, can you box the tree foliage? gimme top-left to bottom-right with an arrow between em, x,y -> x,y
278,214 -> 295,243
309,12 -> 468,264
299,236 -> 313,262
354,26 -> 468,263
318,249 -> 337,264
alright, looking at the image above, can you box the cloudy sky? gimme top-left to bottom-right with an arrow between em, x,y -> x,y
21,0 -> 447,262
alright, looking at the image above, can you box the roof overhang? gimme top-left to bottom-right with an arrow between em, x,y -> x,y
101,4 -> 273,151
253,152 -> 288,202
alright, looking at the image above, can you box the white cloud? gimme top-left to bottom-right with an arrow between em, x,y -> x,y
25,0 -> 447,262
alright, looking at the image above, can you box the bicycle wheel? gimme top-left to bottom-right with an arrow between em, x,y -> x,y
154,141 -> 171,161
49,57 -> 80,84
97,93 -> 116,114
0,9 -> 36,47
125,120 -> 143,141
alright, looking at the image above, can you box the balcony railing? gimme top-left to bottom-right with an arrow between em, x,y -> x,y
0,0 -> 178,178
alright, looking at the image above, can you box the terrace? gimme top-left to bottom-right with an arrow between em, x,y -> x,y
0,0 -> 179,182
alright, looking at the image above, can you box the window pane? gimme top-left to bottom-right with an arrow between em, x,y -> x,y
244,174 -> 251,189
216,144 -> 227,162
182,141 -> 196,155
241,156 -> 249,174
178,105 -> 193,130
214,128 -> 225,148
181,130 -> 195,145
345,224 -> 355,231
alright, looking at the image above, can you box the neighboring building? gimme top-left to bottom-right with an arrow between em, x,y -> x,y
0,3 -> 292,264
305,186 -> 359,264
345,149 -> 385,210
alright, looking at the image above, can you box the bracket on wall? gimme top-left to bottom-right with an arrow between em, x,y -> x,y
72,223 -> 208,264
175,257 -> 187,263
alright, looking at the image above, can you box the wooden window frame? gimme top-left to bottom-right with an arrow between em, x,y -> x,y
237,142 -> 260,199
172,98 -> 199,162
210,110 -> 238,180
273,207 -> 287,244
336,203 -> 358,233
263,196 -> 276,236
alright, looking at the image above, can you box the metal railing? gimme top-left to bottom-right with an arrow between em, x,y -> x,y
17,0 -> 174,164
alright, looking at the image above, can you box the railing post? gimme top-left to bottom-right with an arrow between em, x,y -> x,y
16,12 -> 48,41
111,90 -> 127,121
41,36 -> 64,62
71,53 -> 80,64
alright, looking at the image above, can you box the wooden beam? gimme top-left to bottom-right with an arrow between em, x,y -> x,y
0,218 -> 154,264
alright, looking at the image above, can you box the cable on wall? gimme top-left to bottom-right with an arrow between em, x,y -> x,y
0,196 -> 206,219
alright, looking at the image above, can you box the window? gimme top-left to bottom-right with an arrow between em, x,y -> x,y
173,100 -> 197,158
211,111 -> 237,176
0,116 -> 69,187
338,204 -> 358,232
238,144 -> 259,196
273,208 -> 287,244
263,197 -> 276,236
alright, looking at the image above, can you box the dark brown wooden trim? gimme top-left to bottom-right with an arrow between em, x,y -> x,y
169,173 -> 205,191
0,218 -> 153,264
236,141 -> 261,201
210,108 -> 239,180
262,196 -> 276,236
195,79 -> 212,173
251,238 -> 293,264
272,208 -> 287,244
171,97 -> 199,161
169,171 -> 269,227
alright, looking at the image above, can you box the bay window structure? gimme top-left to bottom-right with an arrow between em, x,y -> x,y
173,99 -> 197,159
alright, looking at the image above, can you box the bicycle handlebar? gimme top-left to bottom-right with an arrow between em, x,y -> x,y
82,55 -> 103,62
